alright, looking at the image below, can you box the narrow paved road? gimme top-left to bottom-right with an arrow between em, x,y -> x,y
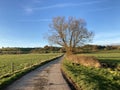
5,57 -> 71,90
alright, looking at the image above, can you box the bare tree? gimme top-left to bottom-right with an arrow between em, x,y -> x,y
48,16 -> 94,55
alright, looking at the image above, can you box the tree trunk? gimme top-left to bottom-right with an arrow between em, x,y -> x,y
66,48 -> 73,56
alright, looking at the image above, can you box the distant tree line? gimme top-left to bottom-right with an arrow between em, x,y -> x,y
76,45 -> 120,53
0,45 -> 120,55
0,46 -> 62,54
0,47 -> 34,54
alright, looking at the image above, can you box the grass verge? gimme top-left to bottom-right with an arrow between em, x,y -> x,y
61,59 -> 120,90
0,55 -> 63,90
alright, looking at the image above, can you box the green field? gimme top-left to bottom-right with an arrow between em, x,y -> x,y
62,50 -> 120,90
0,54 -> 61,77
0,53 -> 61,88
80,50 -> 120,69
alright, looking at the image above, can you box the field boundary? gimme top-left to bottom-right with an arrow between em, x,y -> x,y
0,54 -> 64,90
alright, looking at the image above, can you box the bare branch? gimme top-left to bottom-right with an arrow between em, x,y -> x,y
47,16 -> 94,55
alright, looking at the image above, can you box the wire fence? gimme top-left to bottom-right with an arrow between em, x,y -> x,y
0,60 -> 46,79
0,54 -> 62,79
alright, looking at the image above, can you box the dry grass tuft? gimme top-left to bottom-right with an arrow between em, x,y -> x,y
65,55 -> 101,68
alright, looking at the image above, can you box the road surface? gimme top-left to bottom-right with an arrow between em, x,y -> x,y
5,57 -> 71,90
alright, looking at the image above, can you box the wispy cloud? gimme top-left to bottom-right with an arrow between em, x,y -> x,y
93,32 -> 120,45
19,19 -> 51,22
0,39 -> 42,48
24,7 -> 33,14
95,32 -> 120,39
33,1 -> 102,10
93,38 -> 120,45
89,6 -> 120,12
23,0 -> 119,15
23,0 -> 104,13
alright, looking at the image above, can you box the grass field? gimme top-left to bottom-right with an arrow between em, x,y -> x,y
62,50 -> 120,90
81,50 -> 120,69
0,53 -> 61,88
0,54 -> 61,77
83,50 -> 120,62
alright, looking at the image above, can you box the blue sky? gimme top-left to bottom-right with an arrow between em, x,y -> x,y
0,0 -> 120,47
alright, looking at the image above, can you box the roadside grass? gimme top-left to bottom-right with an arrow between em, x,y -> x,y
62,59 -> 120,90
62,50 -> 120,90
0,53 -> 62,89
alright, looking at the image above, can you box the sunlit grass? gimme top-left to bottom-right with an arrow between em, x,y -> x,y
62,50 -> 120,90
78,51 -> 120,64
0,53 -> 61,78
0,53 -> 62,89
62,59 -> 120,90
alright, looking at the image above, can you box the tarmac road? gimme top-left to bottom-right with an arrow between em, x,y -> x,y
5,57 -> 71,90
